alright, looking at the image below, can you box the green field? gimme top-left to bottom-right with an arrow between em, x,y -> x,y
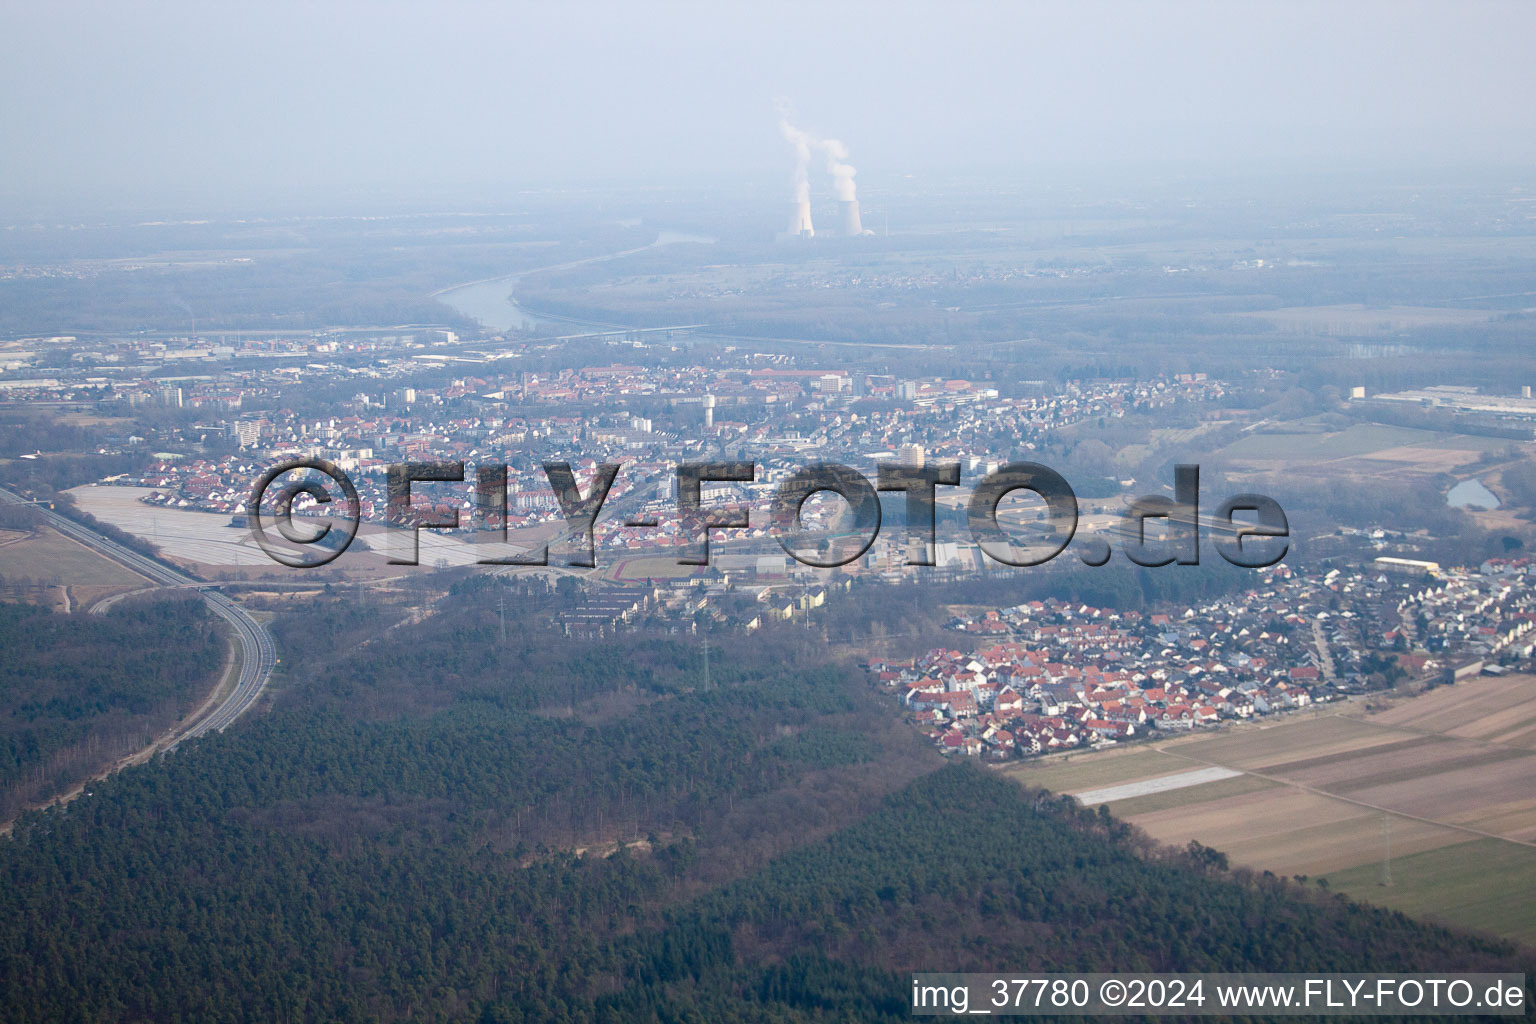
1322,838 -> 1536,947
1002,745 -> 1186,793
608,554 -> 702,581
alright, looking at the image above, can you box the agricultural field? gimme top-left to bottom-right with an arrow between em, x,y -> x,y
65,484 -> 561,582
1218,421 -> 1517,468
1106,422 -> 1233,469
1005,743 -> 1199,794
1235,304 -> 1499,334
0,527 -> 145,585
1006,675 -> 1536,946
0,525 -> 148,611
1323,839 -> 1536,946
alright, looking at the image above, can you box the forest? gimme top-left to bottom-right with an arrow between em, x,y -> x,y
0,584 -> 1529,1022
0,595 -> 222,820
0,209 -> 653,337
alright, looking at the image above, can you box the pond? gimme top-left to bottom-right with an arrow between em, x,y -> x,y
1447,477 -> 1500,509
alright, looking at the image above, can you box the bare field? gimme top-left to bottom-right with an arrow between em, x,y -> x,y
52,411 -> 137,429
1101,772 -> 1278,817
1164,713 -> 1414,770
1005,677 -> 1536,945
1443,800 -> 1536,843
1237,304 -> 1497,333
1215,421 -> 1528,483
1345,755 -> 1536,836
66,484 -> 563,583
1352,447 -> 1482,470
1129,788 -> 1466,875
1360,674 -> 1536,747
1275,740 -> 1528,793
0,527 -> 147,587
1220,423 -> 1428,462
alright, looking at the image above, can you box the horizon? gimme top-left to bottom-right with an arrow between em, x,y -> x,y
3,1 -> 1534,214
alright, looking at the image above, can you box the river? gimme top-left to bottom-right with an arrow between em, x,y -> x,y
434,231 -> 715,333
433,274 -> 560,333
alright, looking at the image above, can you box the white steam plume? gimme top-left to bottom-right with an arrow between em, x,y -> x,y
778,117 -> 812,204
819,136 -> 858,203
777,107 -> 858,205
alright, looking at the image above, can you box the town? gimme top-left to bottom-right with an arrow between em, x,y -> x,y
3,328 -> 1231,568
870,558 -> 1536,760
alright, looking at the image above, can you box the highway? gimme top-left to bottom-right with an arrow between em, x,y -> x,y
0,486 -> 276,746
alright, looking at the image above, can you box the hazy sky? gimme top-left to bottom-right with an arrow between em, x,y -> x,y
3,1 -> 1533,207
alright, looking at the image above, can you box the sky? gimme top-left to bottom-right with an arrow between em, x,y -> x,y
2,1 -> 1534,208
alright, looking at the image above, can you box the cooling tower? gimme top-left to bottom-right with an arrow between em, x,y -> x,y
788,200 -> 814,237
838,199 -> 862,236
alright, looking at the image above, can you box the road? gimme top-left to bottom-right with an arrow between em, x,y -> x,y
1310,617 -> 1339,683
0,486 -> 276,747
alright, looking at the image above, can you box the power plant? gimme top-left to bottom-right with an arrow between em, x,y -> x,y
838,199 -> 862,237
788,200 -> 814,238
778,111 -> 869,238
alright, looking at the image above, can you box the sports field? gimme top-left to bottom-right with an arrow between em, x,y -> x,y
608,554 -> 702,582
1006,675 -> 1536,946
